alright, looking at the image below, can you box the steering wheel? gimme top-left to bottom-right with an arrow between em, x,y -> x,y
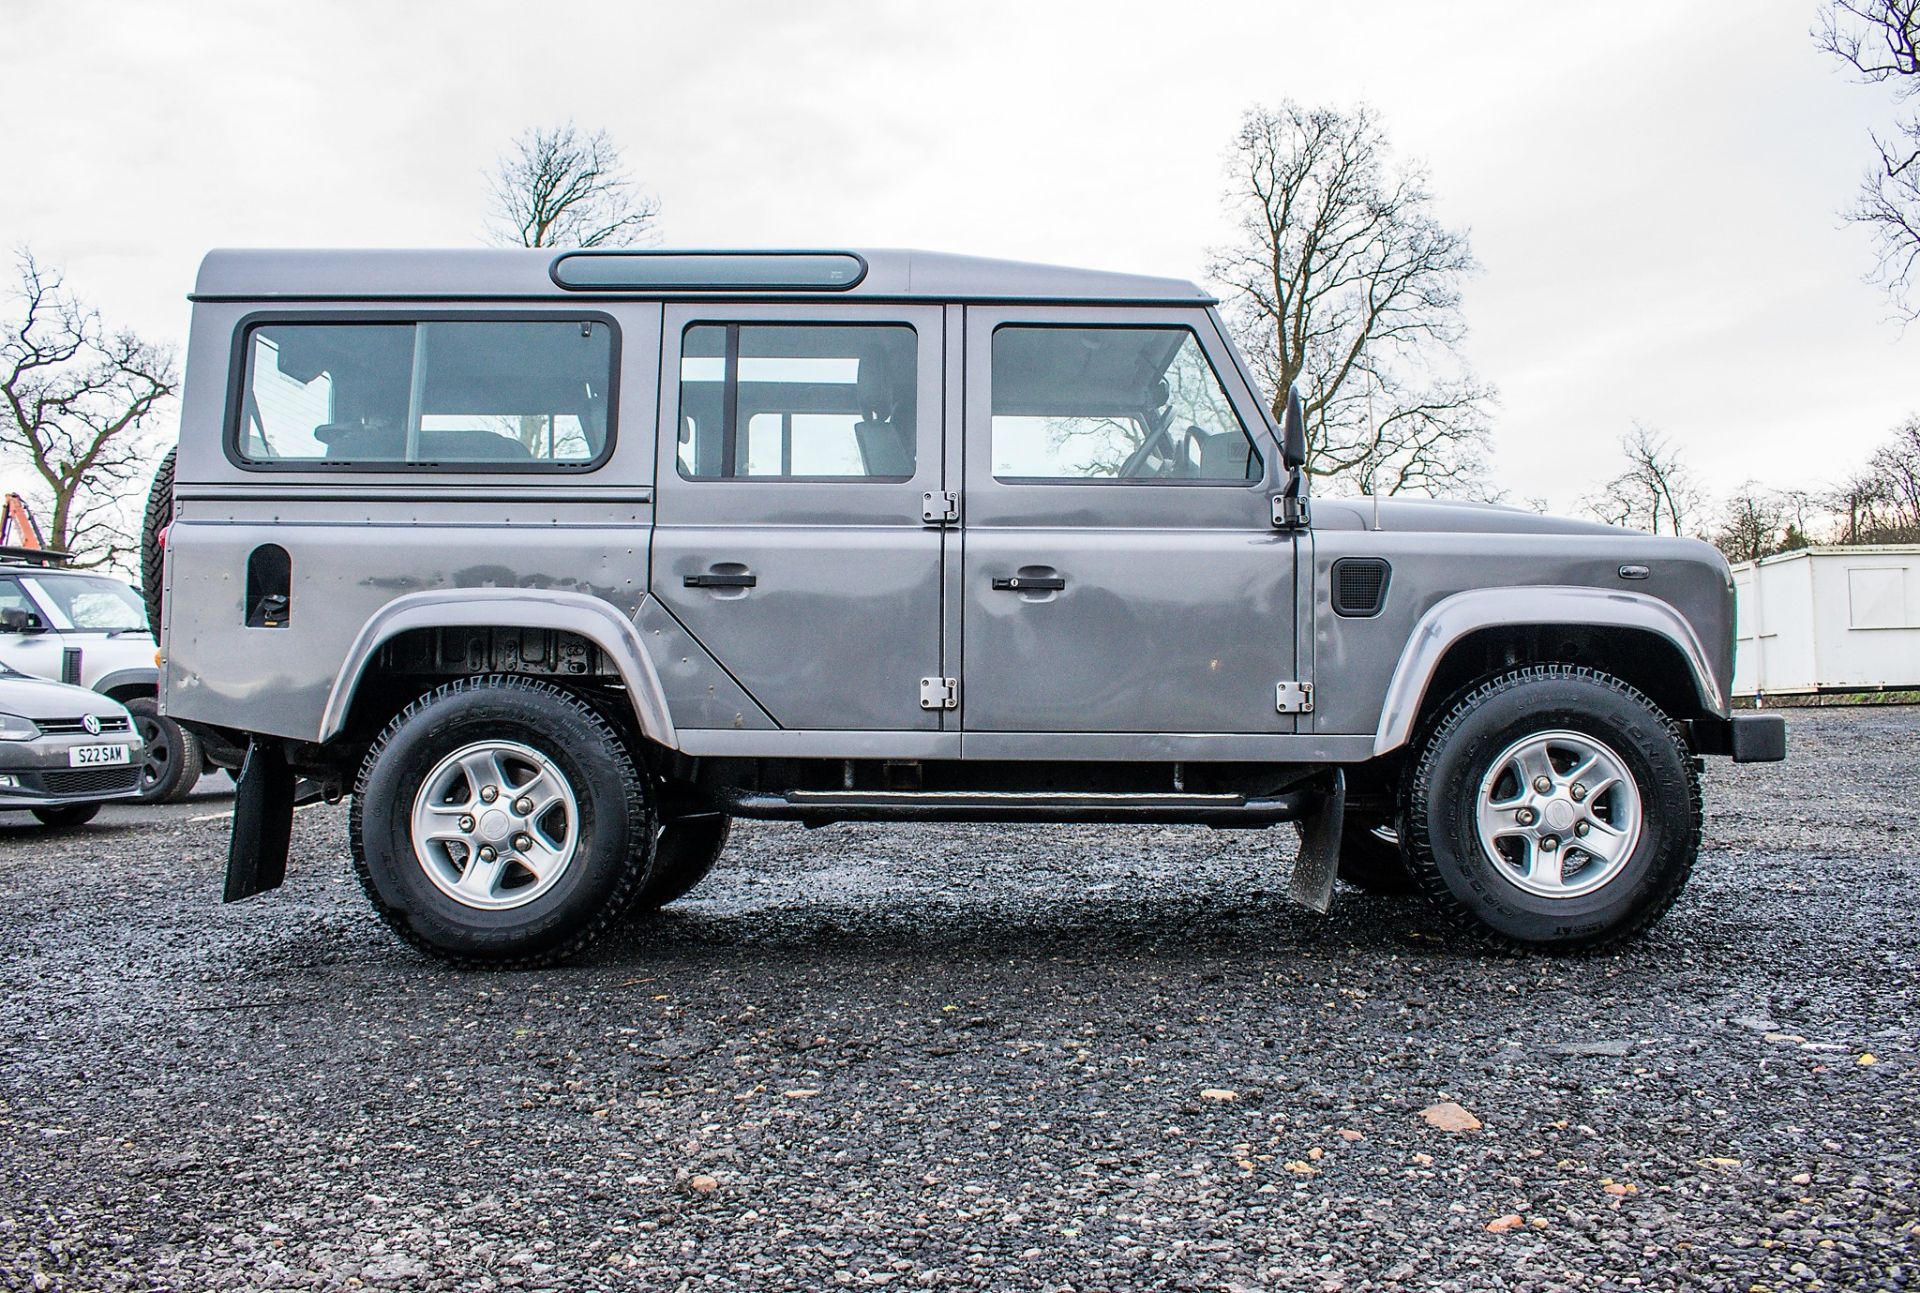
1118,423 -> 1177,478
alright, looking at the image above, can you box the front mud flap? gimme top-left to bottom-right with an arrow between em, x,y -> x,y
224,741 -> 296,902
1287,769 -> 1346,915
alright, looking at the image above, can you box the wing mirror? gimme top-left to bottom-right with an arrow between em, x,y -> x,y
0,607 -> 44,634
1271,382 -> 1311,530
1281,382 -> 1307,469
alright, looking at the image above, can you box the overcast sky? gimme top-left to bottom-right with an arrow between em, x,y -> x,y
3,0 -> 1914,516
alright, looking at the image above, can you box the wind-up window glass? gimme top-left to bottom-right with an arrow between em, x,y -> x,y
677,324 -> 917,480
235,319 -> 615,467
990,326 -> 1258,483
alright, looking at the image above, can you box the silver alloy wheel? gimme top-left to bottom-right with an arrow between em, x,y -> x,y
1474,729 -> 1643,899
409,740 -> 580,910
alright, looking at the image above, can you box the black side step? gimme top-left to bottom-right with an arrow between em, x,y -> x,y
719,782 -> 1324,827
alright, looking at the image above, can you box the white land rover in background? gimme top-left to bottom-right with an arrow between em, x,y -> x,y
0,548 -> 205,802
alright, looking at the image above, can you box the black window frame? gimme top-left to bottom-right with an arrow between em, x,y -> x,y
985,322 -> 1263,488
223,309 -> 622,474
673,319 -> 921,485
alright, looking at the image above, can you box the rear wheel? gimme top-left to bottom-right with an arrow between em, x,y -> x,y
633,814 -> 730,911
350,676 -> 654,967
126,697 -> 202,804
33,803 -> 101,828
1401,665 -> 1700,951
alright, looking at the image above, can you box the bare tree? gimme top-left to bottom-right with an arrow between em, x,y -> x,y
1209,102 -> 1496,497
0,250 -> 175,566
1868,414 -> 1920,522
1712,483 -> 1805,562
486,122 -> 659,249
1816,1 -> 1920,316
1582,424 -> 1705,536
1827,414 -> 1920,541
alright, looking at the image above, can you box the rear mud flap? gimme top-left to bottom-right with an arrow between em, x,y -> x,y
224,741 -> 296,902
1287,769 -> 1346,915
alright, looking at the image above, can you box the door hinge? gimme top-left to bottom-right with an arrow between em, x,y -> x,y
1271,493 -> 1311,530
1274,680 -> 1314,714
922,490 -> 960,525
919,676 -> 959,710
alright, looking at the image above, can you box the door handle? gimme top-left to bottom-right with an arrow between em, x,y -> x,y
992,575 -> 1065,592
685,572 -> 757,589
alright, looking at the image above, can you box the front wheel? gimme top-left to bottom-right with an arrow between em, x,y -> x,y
350,676 -> 655,967
1401,665 -> 1700,951
1336,815 -> 1417,895
126,697 -> 202,804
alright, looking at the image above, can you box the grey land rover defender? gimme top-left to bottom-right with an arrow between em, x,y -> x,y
148,248 -> 1785,967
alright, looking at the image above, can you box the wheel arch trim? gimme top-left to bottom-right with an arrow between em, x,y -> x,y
317,589 -> 678,747
1371,586 -> 1726,757
93,667 -> 160,699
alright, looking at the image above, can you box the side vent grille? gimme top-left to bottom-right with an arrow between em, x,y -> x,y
1332,557 -> 1391,618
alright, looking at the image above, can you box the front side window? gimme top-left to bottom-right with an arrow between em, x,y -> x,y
0,580 -> 39,628
990,326 -> 1258,483
678,324 -> 917,480
19,575 -> 148,632
236,319 -> 615,467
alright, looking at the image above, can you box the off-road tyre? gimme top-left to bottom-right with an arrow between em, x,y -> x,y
350,676 -> 655,968
32,803 -> 101,828
1400,665 -> 1701,952
633,814 -> 731,911
126,697 -> 202,804
141,447 -> 175,636
1336,816 -> 1417,895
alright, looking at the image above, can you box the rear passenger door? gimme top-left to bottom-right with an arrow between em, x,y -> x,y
652,305 -> 949,732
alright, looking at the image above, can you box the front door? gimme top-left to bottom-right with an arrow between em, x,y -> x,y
959,307 -> 1297,735
653,304 -> 948,732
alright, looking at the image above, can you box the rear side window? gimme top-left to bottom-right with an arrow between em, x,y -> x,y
234,319 -> 616,467
990,326 -> 1258,483
677,324 -> 917,480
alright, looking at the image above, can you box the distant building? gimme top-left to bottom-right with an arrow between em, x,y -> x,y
1731,545 -> 1920,698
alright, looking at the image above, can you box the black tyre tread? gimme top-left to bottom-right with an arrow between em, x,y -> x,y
633,814 -> 730,911
126,697 -> 202,804
348,675 -> 654,970
141,447 -> 176,636
1400,664 -> 1702,953
161,721 -> 204,804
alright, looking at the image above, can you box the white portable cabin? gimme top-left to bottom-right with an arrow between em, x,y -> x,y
1731,545 -> 1920,697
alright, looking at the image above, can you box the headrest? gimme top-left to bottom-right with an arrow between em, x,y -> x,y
856,352 -> 899,422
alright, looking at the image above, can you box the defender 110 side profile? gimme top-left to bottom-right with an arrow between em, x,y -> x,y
149,248 -> 1785,966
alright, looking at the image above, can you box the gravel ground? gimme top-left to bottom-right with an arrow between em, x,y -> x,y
0,707 -> 1915,1292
